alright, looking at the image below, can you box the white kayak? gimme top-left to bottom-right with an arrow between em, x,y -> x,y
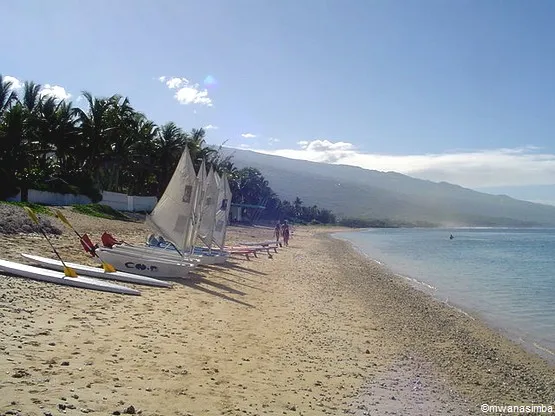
0,259 -> 140,296
20,254 -> 172,288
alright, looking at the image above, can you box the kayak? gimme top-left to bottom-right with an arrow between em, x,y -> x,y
0,258 -> 140,295
20,253 -> 172,288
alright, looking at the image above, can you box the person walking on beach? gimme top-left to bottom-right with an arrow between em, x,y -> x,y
282,220 -> 290,247
274,221 -> 281,243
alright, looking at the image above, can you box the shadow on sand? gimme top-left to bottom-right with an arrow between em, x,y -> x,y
165,273 -> 255,308
209,262 -> 268,277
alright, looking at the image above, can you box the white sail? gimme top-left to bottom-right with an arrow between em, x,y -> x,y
212,174 -> 232,249
145,147 -> 198,253
197,168 -> 219,248
187,159 -> 207,251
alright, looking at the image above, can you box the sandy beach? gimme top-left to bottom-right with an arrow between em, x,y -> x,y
1,208 -> 555,415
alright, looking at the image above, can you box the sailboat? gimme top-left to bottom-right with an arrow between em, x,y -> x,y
95,148 -> 208,277
189,170 -> 232,261
144,165 -> 230,264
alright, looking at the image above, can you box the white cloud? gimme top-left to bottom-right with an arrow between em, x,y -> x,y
40,84 -> 71,101
251,140 -> 555,188
241,133 -> 257,139
4,75 -> 71,101
239,144 -> 251,148
268,137 -> 280,145
158,75 -> 212,107
204,124 -> 218,130
165,77 -> 186,89
4,75 -> 23,90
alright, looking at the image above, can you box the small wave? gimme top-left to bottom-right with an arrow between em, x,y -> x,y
442,301 -> 476,320
395,273 -> 437,291
533,342 -> 555,356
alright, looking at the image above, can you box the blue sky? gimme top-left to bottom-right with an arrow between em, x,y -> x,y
3,0 -> 555,203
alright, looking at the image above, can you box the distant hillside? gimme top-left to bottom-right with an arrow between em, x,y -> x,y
224,148 -> 555,227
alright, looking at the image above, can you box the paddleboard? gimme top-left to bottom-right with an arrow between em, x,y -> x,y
0,259 -> 140,296
21,254 -> 172,288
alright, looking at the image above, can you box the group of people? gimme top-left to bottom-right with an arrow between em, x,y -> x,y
274,220 -> 290,246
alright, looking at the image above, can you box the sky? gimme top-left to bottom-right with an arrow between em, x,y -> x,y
2,0 -> 555,204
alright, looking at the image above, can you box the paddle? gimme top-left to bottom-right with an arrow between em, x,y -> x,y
54,209 -> 117,273
24,207 -> 78,278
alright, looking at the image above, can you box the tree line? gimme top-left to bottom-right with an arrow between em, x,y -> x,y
0,75 -> 336,225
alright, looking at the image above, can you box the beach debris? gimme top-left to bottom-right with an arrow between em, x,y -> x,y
11,368 -> 29,378
123,405 -> 136,414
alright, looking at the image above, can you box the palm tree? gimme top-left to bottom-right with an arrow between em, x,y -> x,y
0,103 -> 25,199
73,92 -> 115,187
154,122 -> 186,196
186,128 -> 218,171
0,75 -> 18,117
121,115 -> 159,195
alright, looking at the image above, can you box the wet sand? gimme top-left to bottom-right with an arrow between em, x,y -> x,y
0,208 -> 554,415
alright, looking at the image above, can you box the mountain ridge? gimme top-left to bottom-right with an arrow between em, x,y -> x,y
223,148 -> 555,227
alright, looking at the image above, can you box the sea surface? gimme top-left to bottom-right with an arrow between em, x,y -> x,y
334,228 -> 555,358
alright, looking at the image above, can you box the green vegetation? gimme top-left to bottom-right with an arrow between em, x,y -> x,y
72,204 -> 131,221
338,217 -> 437,229
0,75 -> 335,224
0,201 -> 53,216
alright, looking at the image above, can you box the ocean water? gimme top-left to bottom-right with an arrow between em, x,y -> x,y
334,228 -> 555,358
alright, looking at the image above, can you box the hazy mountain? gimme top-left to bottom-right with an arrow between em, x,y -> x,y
224,148 -> 555,227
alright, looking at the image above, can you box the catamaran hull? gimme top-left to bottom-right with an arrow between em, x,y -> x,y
95,248 -> 196,278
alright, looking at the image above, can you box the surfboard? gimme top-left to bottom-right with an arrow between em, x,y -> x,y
20,254 -> 172,288
0,259 -> 140,295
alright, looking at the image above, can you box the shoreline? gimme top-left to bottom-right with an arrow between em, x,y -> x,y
1,214 -> 554,415
331,229 -> 555,364
321,231 -> 555,408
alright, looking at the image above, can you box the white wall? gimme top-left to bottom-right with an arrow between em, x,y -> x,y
8,189 -> 92,206
7,190 -> 158,212
101,191 -> 129,211
131,195 -> 158,212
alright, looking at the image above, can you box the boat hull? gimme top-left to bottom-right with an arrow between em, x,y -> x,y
112,244 -> 225,265
95,248 -> 197,278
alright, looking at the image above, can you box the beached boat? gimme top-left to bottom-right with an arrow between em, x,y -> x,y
93,247 -> 198,278
126,166 -> 234,266
94,148 -> 213,276
0,259 -> 140,295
